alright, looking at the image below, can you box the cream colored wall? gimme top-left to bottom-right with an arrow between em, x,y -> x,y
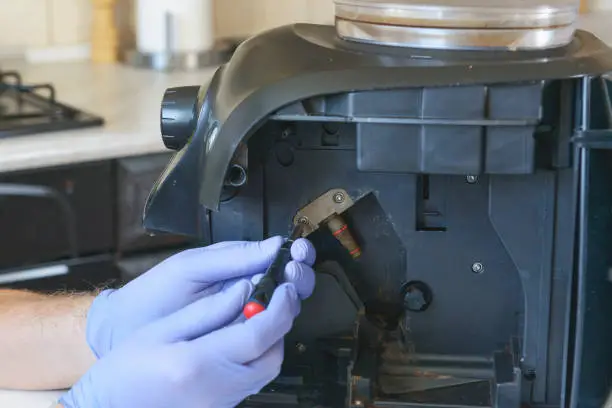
593,0 -> 612,9
0,0 -> 92,49
1,0 -> 607,53
0,0 -> 335,52
215,0 -> 334,38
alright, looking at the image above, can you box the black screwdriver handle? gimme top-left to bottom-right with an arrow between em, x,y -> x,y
243,224 -> 305,319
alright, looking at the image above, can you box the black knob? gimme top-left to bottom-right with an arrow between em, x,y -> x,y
160,86 -> 201,150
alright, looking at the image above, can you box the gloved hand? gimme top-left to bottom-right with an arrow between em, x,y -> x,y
87,237 -> 316,358
60,280 -> 301,408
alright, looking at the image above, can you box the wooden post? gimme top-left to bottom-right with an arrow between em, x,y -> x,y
91,0 -> 119,63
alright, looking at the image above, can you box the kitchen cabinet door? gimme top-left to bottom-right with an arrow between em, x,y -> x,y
0,161 -> 114,269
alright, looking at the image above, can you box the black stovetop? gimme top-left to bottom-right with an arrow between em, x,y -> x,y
0,70 -> 104,138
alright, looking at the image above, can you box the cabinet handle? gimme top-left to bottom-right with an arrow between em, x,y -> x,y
0,264 -> 69,285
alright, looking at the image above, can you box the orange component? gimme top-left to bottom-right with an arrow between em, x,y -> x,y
326,214 -> 362,259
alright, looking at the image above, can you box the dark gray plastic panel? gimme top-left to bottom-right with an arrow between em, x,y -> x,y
489,83 -> 544,120
356,123 -> 483,174
423,86 -> 486,119
485,127 -> 536,174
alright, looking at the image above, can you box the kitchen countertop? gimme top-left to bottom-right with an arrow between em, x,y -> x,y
2,12 -> 612,408
0,390 -> 63,408
0,61 -> 216,173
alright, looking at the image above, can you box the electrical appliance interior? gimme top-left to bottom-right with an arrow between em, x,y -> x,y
142,2 -> 612,407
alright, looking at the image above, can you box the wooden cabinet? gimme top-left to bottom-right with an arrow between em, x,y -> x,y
580,0 -> 589,13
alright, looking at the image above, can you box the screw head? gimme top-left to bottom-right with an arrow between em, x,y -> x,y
472,262 -> 484,274
466,175 -> 478,184
281,127 -> 293,138
297,216 -> 308,225
296,343 -> 307,353
333,192 -> 345,203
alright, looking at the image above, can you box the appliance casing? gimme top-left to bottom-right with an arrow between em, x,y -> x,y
144,24 -> 612,408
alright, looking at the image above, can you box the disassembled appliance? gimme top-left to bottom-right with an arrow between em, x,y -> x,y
143,1 -> 612,407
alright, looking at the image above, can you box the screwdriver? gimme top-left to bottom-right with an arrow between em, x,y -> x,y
243,223 -> 305,319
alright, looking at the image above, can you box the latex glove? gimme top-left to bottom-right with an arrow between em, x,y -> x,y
61,281 -> 300,408
87,237 -> 316,358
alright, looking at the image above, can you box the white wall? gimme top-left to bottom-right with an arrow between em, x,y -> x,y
0,0 -> 335,53
592,0 -> 612,9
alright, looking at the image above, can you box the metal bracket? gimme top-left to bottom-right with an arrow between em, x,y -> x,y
293,188 -> 354,233
293,188 -> 362,259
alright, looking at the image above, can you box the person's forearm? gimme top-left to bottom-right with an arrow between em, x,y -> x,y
0,289 -> 96,390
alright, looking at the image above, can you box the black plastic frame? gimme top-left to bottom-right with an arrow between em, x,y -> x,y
141,24 -> 612,408
566,76 -> 612,408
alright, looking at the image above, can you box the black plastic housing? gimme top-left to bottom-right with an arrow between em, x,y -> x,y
142,24 -> 612,408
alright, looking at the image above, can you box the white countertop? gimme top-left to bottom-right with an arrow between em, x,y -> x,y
0,61 -> 216,173
2,12 -> 612,408
0,389 -> 63,408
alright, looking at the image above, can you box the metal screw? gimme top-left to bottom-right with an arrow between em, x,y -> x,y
297,216 -> 309,225
333,192 -> 345,203
281,127 -> 292,138
472,262 -> 484,274
466,175 -> 478,184
296,343 -> 307,353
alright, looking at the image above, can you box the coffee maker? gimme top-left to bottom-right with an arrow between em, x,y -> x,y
142,2 -> 612,407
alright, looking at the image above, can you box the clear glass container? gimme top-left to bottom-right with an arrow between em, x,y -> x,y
334,0 -> 580,50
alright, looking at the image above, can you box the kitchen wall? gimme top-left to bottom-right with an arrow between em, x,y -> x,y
0,0 -> 335,54
593,0 -> 612,9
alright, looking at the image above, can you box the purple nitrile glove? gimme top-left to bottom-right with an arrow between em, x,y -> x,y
60,281 -> 301,408
86,236 -> 316,358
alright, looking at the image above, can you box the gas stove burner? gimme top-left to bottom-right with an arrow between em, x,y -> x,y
0,71 -> 104,138
334,0 -> 579,50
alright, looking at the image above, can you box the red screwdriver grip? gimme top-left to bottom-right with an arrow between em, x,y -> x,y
243,301 -> 266,319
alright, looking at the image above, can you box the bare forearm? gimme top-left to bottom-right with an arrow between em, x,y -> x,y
0,290 -> 96,390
